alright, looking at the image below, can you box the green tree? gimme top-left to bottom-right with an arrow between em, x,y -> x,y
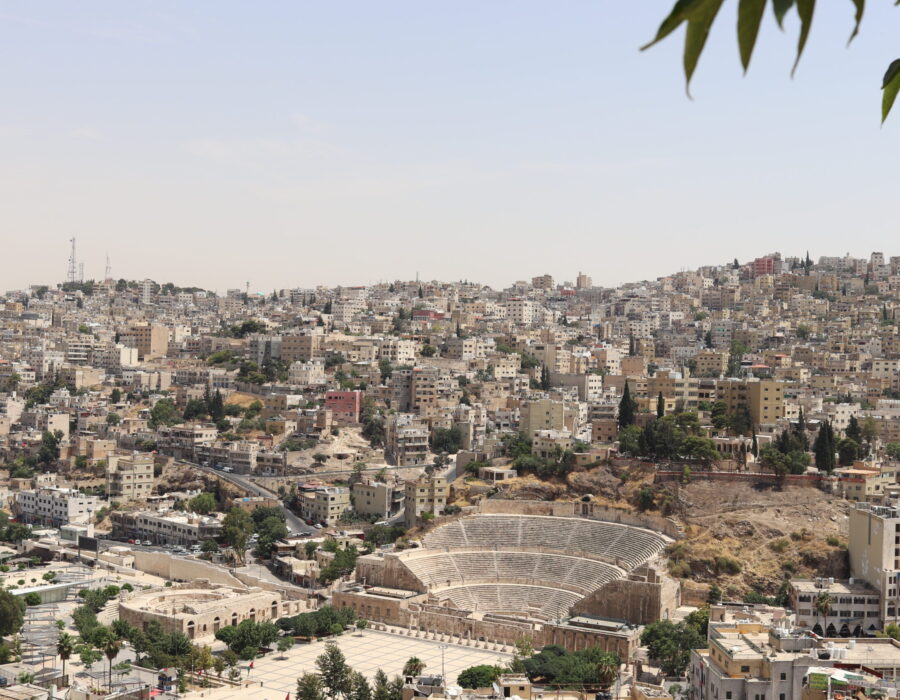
372,670 -> 391,700
656,391 -> 665,419
57,632 -> 76,683
188,493 -> 217,515
886,442 -> 900,461
838,438 -> 860,466
349,672 -> 372,700
316,643 -> 352,700
277,636 -> 295,659
640,619 -> 705,677
223,508 -> 254,564
0,589 -> 25,636
149,398 -> 179,428
618,383 -> 635,428
297,672 -> 326,700
457,665 -> 502,689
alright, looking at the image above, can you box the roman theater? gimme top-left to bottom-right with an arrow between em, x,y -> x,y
333,501 -> 681,658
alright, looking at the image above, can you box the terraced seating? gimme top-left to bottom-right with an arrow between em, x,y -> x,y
438,584 -> 581,618
423,515 -> 666,571
401,550 -> 622,594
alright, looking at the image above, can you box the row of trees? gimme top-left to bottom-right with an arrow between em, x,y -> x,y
618,410 -> 719,464
296,643 -> 406,700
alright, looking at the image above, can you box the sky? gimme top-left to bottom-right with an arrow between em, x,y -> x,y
1,1 -> 898,293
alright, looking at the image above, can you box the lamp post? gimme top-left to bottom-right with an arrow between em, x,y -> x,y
439,644 -> 447,681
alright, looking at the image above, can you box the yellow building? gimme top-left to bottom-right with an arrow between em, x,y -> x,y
717,378 -> 784,426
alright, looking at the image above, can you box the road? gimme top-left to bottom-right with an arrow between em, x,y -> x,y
191,463 -> 314,534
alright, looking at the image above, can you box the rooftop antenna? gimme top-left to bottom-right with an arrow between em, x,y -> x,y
79,262 -> 84,282
105,254 -> 111,281
67,237 -> 77,283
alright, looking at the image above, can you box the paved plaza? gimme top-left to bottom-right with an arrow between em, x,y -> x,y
206,629 -> 512,700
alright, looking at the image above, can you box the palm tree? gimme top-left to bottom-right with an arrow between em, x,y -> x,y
596,655 -> 618,690
94,629 -> 120,691
814,592 -> 833,636
402,657 -> 425,678
57,632 -> 75,685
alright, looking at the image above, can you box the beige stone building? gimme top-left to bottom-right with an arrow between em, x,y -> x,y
717,377 -> 784,426
107,453 -> 155,501
403,475 -> 448,527
119,580 -> 304,642
849,502 -> 900,623
299,487 -> 351,526
126,322 -> 168,360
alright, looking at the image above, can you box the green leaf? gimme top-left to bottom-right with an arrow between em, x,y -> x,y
684,0 -> 726,95
791,0 -> 816,76
772,0 -> 794,28
738,0 -> 767,72
641,0 -> 705,51
847,0 -> 864,44
882,59 -> 900,123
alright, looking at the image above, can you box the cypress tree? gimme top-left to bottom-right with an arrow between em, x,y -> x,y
846,415 -> 862,444
751,430 -> 758,458
629,333 -> 636,357
656,392 -> 665,419
618,383 -> 635,428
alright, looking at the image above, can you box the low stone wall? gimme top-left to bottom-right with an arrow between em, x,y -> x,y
132,550 -> 244,587
655,470 -> 823,487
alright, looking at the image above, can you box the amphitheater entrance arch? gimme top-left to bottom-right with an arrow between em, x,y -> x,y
272,601 -> 279,619
186,621 -> 195,639
249,608 -> 256,622
231,612 -> 239,626
213,617 -> 221,634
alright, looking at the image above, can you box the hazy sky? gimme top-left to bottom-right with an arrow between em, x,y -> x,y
1,2 -> 897,293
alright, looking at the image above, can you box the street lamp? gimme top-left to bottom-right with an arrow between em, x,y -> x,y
439,644 -> 448,681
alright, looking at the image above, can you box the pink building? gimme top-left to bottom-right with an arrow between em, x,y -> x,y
752,256 -> 776,277
324,391 -> 362,425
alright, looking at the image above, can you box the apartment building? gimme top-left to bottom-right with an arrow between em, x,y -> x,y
107,453 -> 155,502
694,350 -> 729,377
324,390 -> 362,425
403,475 -> 448,527
281,331 -> 324,363
849,502 -> 900,624
350,479 -> 401,519
298,487 -> 351,527
111,510 -> 222,545
790,578 -> 881,635
125,322 -> 168,360
156,424 -> 218,460
691,612 -> 900,700
646,369 -> 700,411
13,488 -> 99,527
717,378 -> 785,427
385,414 -> 430,466
288,360 -> 326,386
